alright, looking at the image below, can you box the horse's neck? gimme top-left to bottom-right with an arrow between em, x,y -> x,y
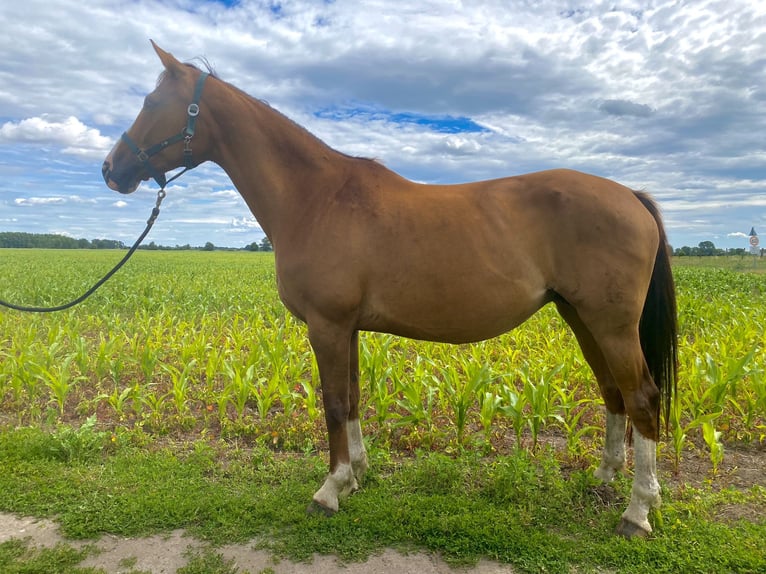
206,80 -> 345,241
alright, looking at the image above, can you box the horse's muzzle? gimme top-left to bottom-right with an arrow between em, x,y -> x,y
102,160 -> 139,194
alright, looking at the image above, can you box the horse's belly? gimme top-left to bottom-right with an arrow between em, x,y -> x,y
359,281 -> 549,344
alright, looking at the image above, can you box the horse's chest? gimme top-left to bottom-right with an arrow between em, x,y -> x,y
275,273 -> 307,323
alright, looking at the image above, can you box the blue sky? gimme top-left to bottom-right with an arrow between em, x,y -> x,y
1,0 -> 765,249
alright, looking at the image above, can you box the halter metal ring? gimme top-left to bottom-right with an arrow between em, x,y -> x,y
187,103 -> 200,117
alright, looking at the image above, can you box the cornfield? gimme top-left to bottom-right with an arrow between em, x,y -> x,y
1,250 -> 764,470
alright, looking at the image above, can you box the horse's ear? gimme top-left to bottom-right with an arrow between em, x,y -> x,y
150,40 -> 185,76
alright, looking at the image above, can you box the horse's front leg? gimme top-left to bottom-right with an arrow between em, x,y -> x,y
307,318 -> 358,515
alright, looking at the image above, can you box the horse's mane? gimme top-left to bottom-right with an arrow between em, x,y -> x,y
225,71 -> 377,164
156,60 -> 217,87
157,60 -> 375,164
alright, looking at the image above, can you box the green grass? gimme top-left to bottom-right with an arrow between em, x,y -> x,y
0,539 -> 98,574
0,250 -> 765,572
177,548 -> 242,574
0,425 -> 763,573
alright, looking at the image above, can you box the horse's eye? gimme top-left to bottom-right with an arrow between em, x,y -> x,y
143,95 -> 158,109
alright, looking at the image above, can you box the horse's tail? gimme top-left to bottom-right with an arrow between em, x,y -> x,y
635,191 -> 678,436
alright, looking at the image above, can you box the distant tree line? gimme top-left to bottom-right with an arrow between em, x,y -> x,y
0,231 -> 273,252
673,241 -> 763,257
0,232 -> 125,249
7,232 -> 761,257
244,238 -> 273,252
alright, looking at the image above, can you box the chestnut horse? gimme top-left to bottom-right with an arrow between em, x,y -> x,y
103,42 -> 677,537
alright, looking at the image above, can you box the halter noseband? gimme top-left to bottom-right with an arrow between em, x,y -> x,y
121,71 -> 209,189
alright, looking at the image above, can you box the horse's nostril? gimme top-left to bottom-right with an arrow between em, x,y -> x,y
101,161 -> 111,182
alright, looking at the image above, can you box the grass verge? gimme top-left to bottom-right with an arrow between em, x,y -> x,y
0,425 -> 764,573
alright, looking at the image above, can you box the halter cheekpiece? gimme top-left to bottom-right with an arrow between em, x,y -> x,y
120,71 -> 209,189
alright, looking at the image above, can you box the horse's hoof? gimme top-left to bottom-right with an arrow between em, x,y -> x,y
615,518 -> 650,539
307,500 -> 336,517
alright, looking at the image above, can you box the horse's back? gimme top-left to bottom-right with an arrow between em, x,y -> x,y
342,168 -> 661,342
379,167 -> 660,280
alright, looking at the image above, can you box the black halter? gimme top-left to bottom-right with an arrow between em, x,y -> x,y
120,71 -> 209,188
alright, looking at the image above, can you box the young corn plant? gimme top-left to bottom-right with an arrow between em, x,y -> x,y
201,347 -> 227,405
361,335 -> 397,428
139,343 -> 160,385
548,380 -> 599,457
93,335 -> 116,383
253,374 -> 281,420
222,360 -> 256,421
438,356 -> 491,445
701,420 -> 725,474
394,356 -> 439,431
498,377 -> 528,449
478,390 -> 503,449
140,388 -> 171,430
72,336 -> 90,377
261,326 -> 307,417
703,350 -> 755,404
521,363 -> 563,451
2,350 -> 40,414
559,403 -> 600,458
163,359 -> 198,417
0,350 -> 11,402
36,355 -> 84,417
669,394 -> 687,473
98,385 -> 135,420
753,372 -> 766,441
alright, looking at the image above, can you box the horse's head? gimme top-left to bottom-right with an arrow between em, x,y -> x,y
103,41 -> 210,194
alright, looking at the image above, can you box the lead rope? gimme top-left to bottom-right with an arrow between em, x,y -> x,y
1,71 -> 209,313
0,189 -> 166,313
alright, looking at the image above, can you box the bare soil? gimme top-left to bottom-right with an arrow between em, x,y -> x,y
0,513 -> 517,574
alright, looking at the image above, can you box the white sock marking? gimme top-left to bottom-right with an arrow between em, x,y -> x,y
313,462 -> 356,513
595,411 -> 627,482
347,419 -> 368,481
621,426 -> 661,533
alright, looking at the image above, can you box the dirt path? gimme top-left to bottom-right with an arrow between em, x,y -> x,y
0,513 -> 516,574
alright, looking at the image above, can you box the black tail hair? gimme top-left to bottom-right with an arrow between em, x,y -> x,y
634,191 -> 679,436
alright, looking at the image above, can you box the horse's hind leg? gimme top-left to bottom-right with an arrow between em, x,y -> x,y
348,330 -> 368,484
592,328 -> 662,536
555,300 -> 626,481
617,425 -> 661,537
557,299 -> 660,536
598,411 -> 627,482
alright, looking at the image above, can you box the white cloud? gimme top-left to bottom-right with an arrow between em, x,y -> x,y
211,189 -> 240,200
443,136 -> 482,155
173,217 -> 233,225
15,196 -> 66,206
231,216 -> 262,230
0,116 -> 112,158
